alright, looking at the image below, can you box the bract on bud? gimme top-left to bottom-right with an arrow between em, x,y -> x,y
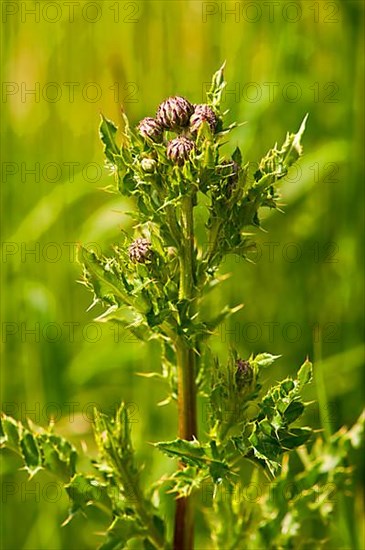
129,238 -> 152,263
157,96 -> 194,130
190,104 -> 218,135
166,136 -> 195,166
137,117 -> 163,142
235,359 -> 253,391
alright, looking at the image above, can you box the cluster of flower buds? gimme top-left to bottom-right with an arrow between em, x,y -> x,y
128,238 -> 152,263
136,96 -> 218,166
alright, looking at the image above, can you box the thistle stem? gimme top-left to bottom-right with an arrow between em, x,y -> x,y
179,195 -> 195,299
173,194 -> 197,550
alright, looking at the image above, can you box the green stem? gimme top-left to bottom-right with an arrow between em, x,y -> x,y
178,195 -> 195,299
313,327 -> 331,440
173,194 -> 197,550
109,439 -> 166,549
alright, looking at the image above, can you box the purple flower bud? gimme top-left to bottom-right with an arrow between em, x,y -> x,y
129,238 -> 152,263
156,96 -> 194,130
166,136 -> 195,166
235,359 -> 253,391
190,104 -> 218,135
137,117 -> 163,142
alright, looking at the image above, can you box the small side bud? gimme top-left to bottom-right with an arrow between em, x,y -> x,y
190,104 -> 218,135
141,158 -> 157,173
137,117 -> 163,142
129,238 -> 152,263
235,359 -> 253,391
166,136 -> 195,166
157,96 -> 194,130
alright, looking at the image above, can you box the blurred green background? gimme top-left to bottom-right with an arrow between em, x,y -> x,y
1,0 -> 364,548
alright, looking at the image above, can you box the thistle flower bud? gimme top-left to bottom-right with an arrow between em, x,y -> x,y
235,359 -> 253,391
137,117 -> 163,142
156,96 -> 194,130
141,158 -> 157,173
128,238 -> 152,263
190,104 -> 218,135
166,136 -> 195,166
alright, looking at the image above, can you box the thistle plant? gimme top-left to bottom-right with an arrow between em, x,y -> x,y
1,65 -> 364,550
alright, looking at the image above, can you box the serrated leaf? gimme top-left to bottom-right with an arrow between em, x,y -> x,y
65,473 -> 112,520
206,62 -> 226,110
155,438 -> 230,483
38,434 -> 77,482
253,115 -> 307,197
232,146 -> 242,165
98,515 -> 145,550
20,432 -> 41,475
279,427 -> 312,450
0,414 -> 22,450
156,438 -> 206,467
282,114 -> 308,167
297,358 -> 313,389
100,114 -> 120,163
253,353 -> 281,368
95,305 -> 152,342
282,401 -> 305,424
79,247 -> 128,306
166,466 -> 208,498
1,414 -> 79,484
204,304 -> 243,335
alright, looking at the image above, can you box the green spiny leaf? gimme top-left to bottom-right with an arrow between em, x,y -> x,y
297,358 -> 313,389
155,438 -> 230,483
252,353 -> 281,369
0,413 -> 22,451
38,433 -> 77,482
98,516 -> 146,550
281,113 -> 308,168
232,146 -> 242,165
206,62 -> 227,111
100,114 -> 120,163
20,431 -> 42,476
64,473 -> 112,523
